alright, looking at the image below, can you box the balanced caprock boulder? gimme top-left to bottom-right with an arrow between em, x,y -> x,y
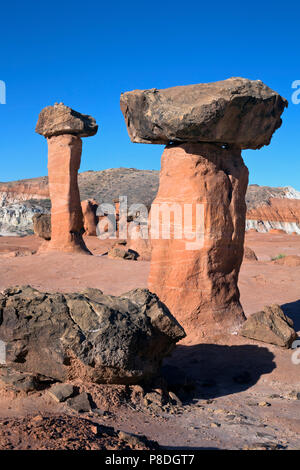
36,103 -> 98,253
121,78 -> 287,336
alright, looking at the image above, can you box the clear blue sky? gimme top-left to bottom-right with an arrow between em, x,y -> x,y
0,0 -> 299,189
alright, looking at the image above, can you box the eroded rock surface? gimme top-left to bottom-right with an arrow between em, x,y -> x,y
33,213 -> 51,240
121,77 -> 287,336
0,286 -> 185,384
120,78 -> 287,149
36,104 -> 98,253
148,142 -> 249,334
240,305 -> 297,348
36,103 -> 98,138
81,199 -> 99,236
243,246 -> 258,261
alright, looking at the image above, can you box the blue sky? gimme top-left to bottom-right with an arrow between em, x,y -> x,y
0,0 -> 299,189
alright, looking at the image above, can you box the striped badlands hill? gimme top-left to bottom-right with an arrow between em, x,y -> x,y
246,185 -> 300,234
0,169 -> 299,235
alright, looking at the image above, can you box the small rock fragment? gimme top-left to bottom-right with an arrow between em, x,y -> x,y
240,304 -> 297,348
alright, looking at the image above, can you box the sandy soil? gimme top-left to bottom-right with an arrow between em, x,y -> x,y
0,232 -> 299,449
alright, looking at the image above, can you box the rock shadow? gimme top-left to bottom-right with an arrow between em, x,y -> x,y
162,343 -> 276,401
281,299 -> 300,332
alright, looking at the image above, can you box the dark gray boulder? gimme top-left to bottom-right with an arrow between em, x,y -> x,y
0,286 -> 185,384
120,77 -> 287,149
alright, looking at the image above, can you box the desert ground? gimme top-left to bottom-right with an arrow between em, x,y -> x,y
0,231 -> 299,450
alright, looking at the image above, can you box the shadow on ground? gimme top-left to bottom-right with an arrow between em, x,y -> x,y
281,299 -> 300,332
162,343 -> 276,401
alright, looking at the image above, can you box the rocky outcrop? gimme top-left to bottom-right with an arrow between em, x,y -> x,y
33,213 -> 51,240
120,78 -> 287,149
240,305 -> 297,348
246,193 -> 300,235
243,246 -> 258,261
32,200 -> 98,240
0,199 -> 49,237
36,104 -> 98,253
0,177 -> 49,203
121,78 -> 287,335
0,286 -> 185,384
2,170 -> 299,238
81,199 -> 98,236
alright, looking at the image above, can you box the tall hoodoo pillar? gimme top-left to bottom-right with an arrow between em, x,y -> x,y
121,78 -> 287,335
36,103 -> 98,253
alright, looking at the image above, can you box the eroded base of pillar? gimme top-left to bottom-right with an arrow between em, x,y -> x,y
148,142 -> 249,337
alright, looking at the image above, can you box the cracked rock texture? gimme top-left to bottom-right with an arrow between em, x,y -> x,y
120,77 -> 287,149
0,286 -> 185,384
36,103 -> 98,138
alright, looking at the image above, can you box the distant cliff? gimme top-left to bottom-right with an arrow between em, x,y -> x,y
1,169 -> 300,236
246,185 -> 300,234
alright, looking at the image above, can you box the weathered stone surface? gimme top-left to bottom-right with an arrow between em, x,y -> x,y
66,392 -> 92,412
33,213 -> 51,240
243,246 -> 258,261
36,103 -> 98,138
0,368 -> 39,393
0,286 -> 185,384
148,142 -> 248,335
41,134 -> 90,254
81,199 -> 98,236
120,78 -> 287,149
107,246 -> 138,260
240,305 -> 297,348
48,383 -> 75,402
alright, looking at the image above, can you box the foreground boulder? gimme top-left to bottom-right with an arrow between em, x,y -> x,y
33,213 -> 51,240
240,305 -> 297,348
120,78 -> 287,149
0,286 -> 185,384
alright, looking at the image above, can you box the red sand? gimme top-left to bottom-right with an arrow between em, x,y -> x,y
0,231 -> 300,449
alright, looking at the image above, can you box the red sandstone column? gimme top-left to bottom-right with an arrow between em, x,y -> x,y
46,134 -> 90,253
148,143 -> 249,336
36,102 -> 98,253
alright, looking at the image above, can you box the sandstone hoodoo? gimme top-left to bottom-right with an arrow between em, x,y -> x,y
81,199 -> 99,236
121,78 -> 287,335
0,286 -> 185,384
36,103 -> 98,253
